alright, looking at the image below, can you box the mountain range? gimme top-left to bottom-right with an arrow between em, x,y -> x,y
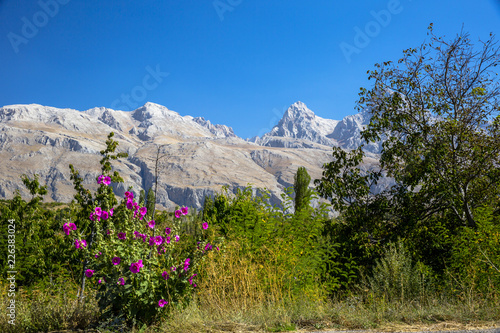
0,101 -> 382,210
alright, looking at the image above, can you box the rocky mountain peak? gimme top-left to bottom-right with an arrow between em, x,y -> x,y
131,102 -> 179,122
282,101 -> 315,122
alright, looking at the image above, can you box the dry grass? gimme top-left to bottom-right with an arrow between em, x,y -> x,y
155,241 -> 500,333
0,280 -> 99,333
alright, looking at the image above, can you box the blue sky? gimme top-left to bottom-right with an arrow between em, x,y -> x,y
1,0 -> 499,139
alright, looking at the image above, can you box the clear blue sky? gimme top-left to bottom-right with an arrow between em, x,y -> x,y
1,0 -> 499,139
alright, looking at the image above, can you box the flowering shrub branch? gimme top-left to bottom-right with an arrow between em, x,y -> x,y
65,132 -> 219,324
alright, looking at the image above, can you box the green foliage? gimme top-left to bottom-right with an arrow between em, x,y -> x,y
0,176 -> 77,286
359,26 -> 500,229
203,185 -> 341,295
139,190 -> 146,206
293,166 -> 312,213
363,240 -> 433,303
447,204 -> 500,299
315,28 -> 500,294
146,188 -> 155,214
314,146 -> 389,280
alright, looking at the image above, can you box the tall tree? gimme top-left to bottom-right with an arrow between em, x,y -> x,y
359,25 -> 500,229
294,166 -> 312,213
146,187 -> 155,215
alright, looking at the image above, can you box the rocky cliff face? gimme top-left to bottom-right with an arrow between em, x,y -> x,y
0,101 -> 384,211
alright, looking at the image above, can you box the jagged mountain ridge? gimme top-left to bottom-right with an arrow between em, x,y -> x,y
0,101 -> 382,210
250,101 -> 381,153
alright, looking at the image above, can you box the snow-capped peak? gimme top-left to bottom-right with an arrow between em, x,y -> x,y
282,101 -> 315,121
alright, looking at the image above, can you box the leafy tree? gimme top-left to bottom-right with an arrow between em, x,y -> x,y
359,25 -> 500,229
316,27 -> 500,281
146,187 -> 155,214
138,189 -> 146,206
315,146 -> 390,279
293,167 -> 312,213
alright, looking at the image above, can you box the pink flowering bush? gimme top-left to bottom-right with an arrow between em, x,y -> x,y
66,132 -> 219,325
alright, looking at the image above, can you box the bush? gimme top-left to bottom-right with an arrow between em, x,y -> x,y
63,132 -> 220,325
363,240 -> 433,303
446,204 -> 500,302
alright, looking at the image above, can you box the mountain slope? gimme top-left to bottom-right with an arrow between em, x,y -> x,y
0,102 -> 383,210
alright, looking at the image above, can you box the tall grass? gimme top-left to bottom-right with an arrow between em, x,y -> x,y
194,240 -> 325,329
0,279 -> 99,333
2,240 -> 499,333
159,239 -> 500,333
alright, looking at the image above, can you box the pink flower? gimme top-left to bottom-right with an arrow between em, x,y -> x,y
75,239 -> 87,249
140,207 -> 147,216
205,243 -> 212,251
154,235 -> 164,246
63,223 -> 73,236
89,213 -> 95,221
98,278 -> 103,284
175,235 -> 180,242
149,236 -> 155,247
95,251 -> 102,258
97,175 -> 104,184
162,271 -> 169,280
202,222 -> 208,230
158,299 -> 168,307
174,210 -> 181,218
95,207 -> 102,216
125,191 -> 133,200
118,232 -> 126,240
109,208 -> 114,217
148,220 -> 156,229
165,236 -> 171,244
112,257 -> 121,265
165,227 -> 171,235
103,176 -> 111,185
181,206 -> 188,215
130,262 -> 141,273
85,269 -> 94,278
137,260 -> 143,268
188,273 -> 197,285
171,266 -> 176,272
117,278 -> 125,285
126,199 -> 134,210
101,211 -> 109,220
